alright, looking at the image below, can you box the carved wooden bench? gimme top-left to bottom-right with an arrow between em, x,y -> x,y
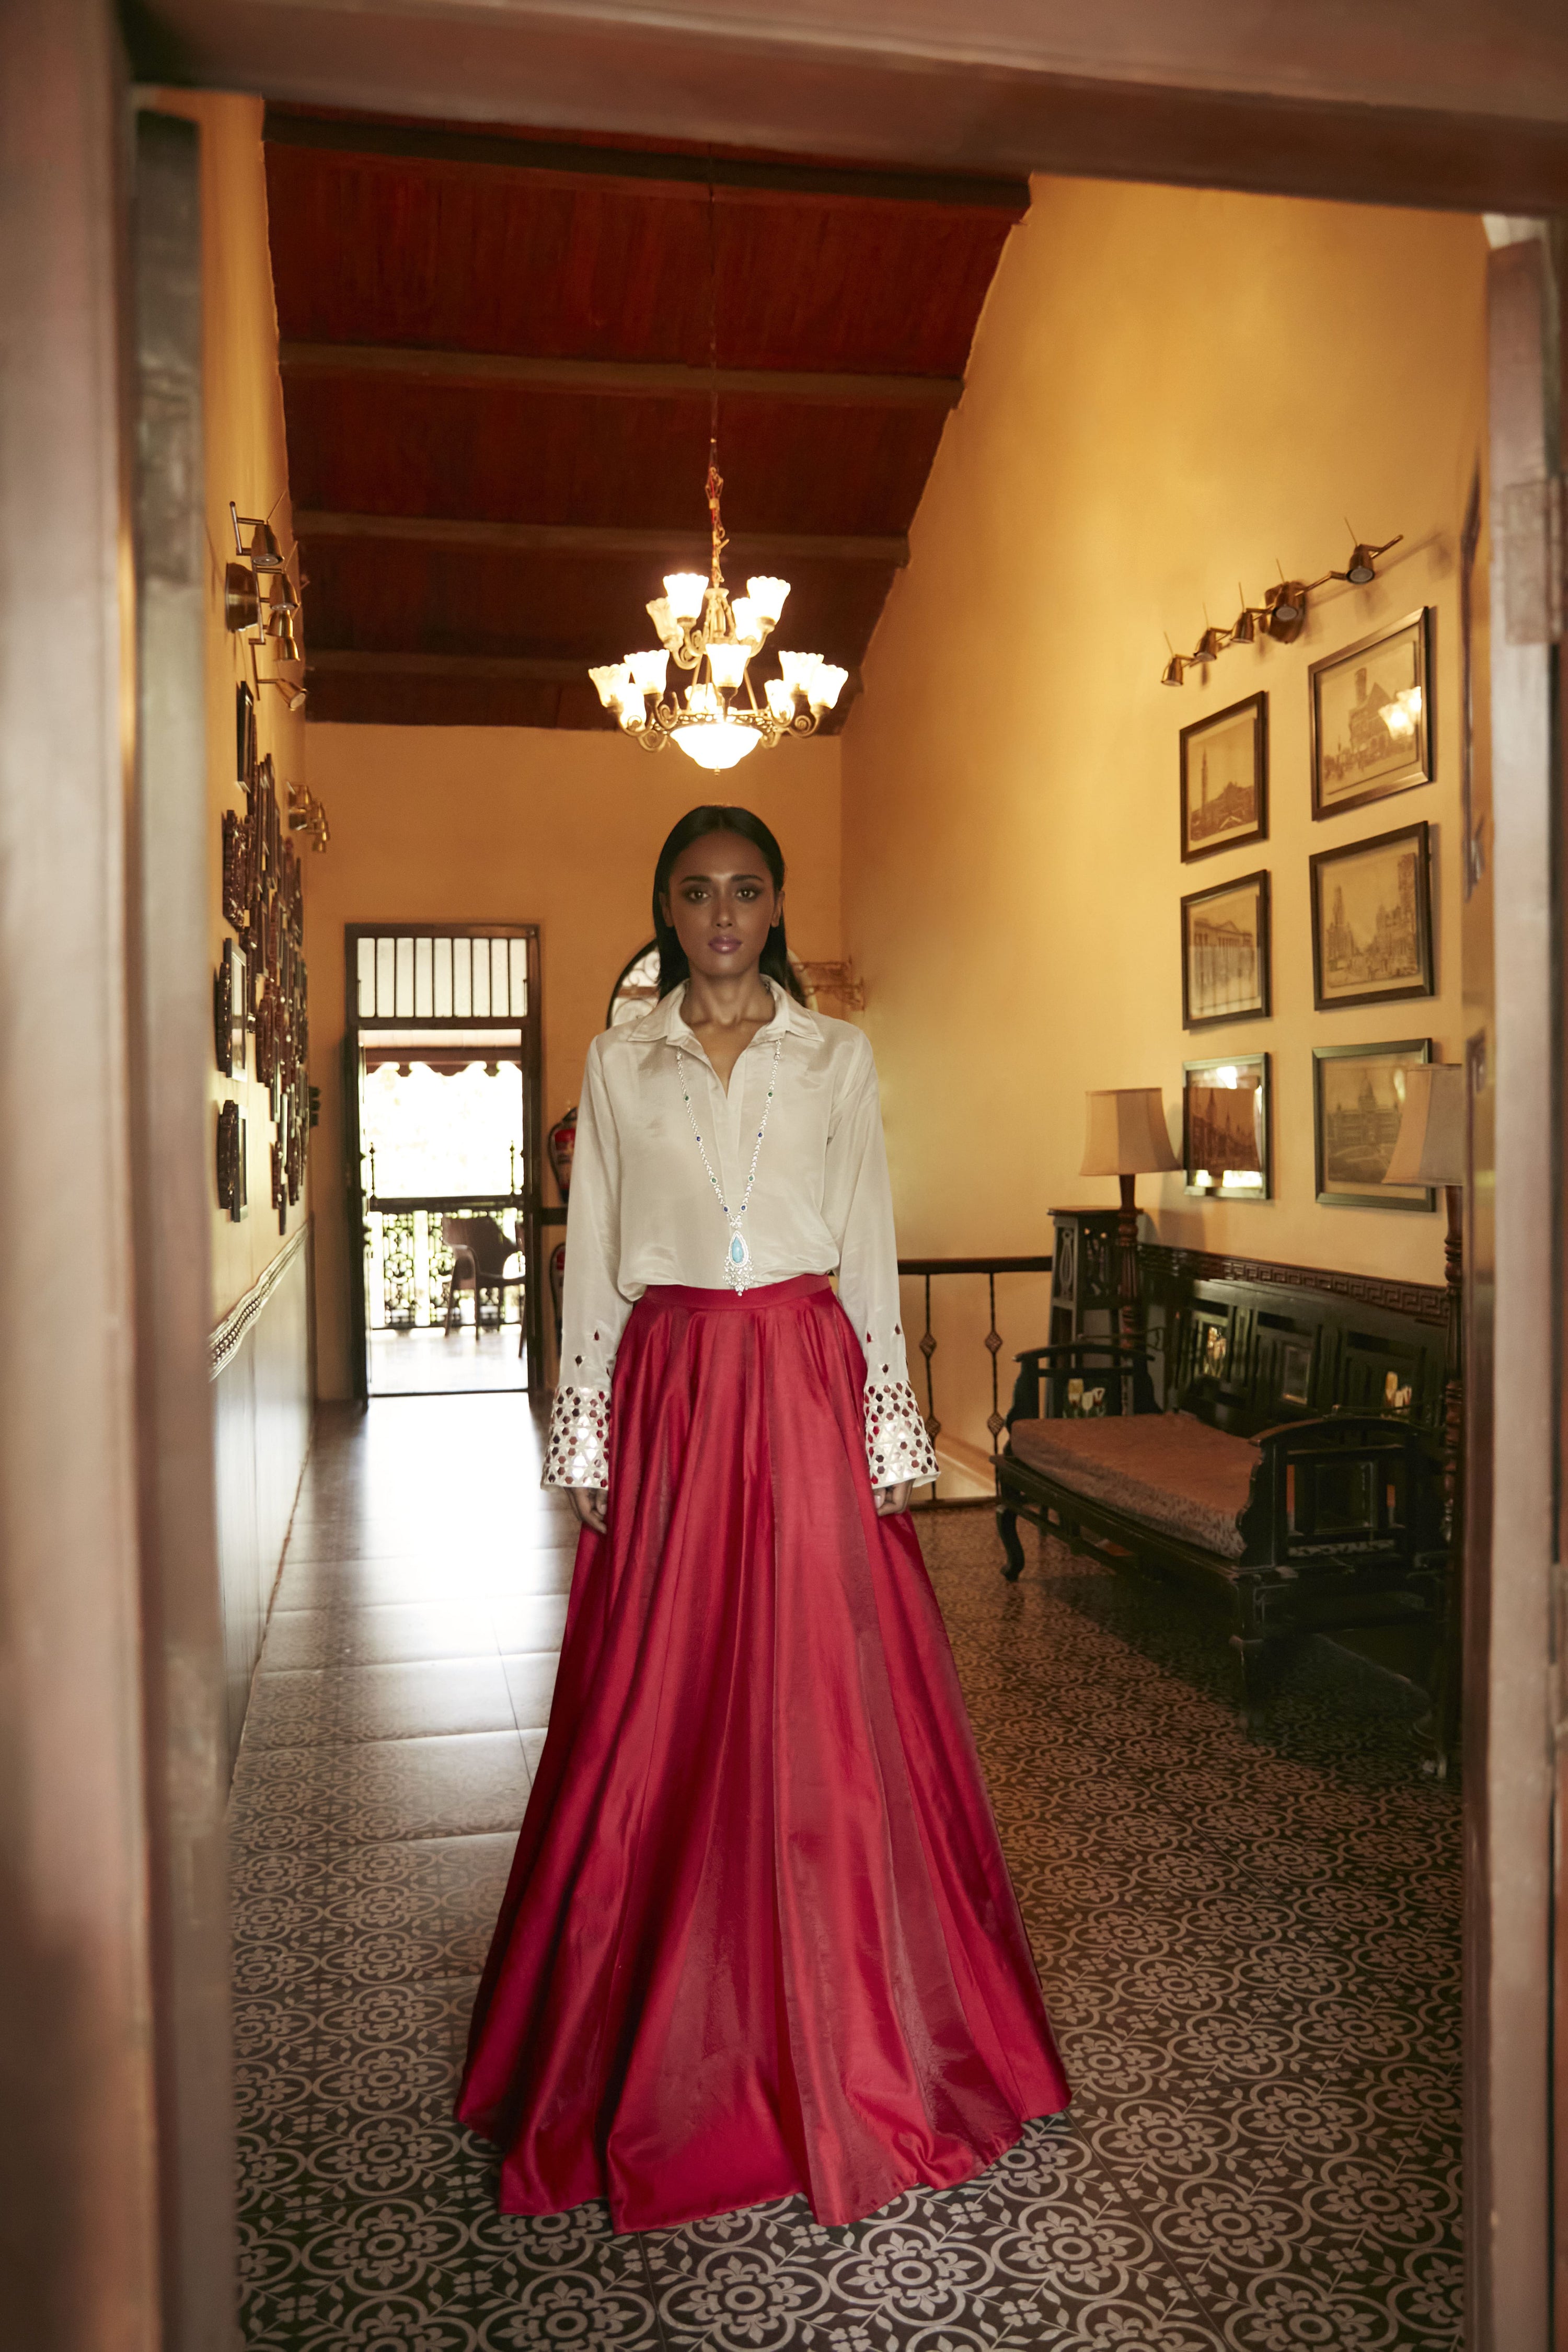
995,1264 -> 1455,1769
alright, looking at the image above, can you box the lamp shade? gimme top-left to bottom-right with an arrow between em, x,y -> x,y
1381,1063 -> 1466,1188
662,571 -> 707,623
746,575 -> 790,624
706,641 -> 748,691
1080,1088 -> 1180,1178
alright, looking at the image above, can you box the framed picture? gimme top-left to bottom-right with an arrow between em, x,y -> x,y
1313,1038 -> 1435,1211
1309,821 -> 1434,1010
1310,607 -> 1433,818
1181,869 -> 1271,1029
1183,1052 -> 1271,1201
1180,691 -> 1267,861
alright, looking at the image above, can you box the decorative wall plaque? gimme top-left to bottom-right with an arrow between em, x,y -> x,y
214,940 -> 247,1079
217,723 -> 312,1228
235,681 -> 257,793
217,1101 -> 247,1221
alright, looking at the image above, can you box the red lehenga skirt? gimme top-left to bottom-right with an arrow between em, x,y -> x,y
456,1273 -> 1069,2232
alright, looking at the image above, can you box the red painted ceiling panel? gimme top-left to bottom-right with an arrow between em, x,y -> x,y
304,671 -> 579,729
267,114 -> 1018,725
281,374 -> 945,536
266,142 -> 1017,377
299,538 -> 897,670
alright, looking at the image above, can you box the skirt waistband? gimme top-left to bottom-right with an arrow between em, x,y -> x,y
632,1273 -> 834,1316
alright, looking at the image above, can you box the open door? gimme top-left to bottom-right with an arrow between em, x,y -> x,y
343,924 -> 543,1398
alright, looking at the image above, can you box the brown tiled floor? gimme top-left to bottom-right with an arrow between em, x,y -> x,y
233,1396 -> 1461,2349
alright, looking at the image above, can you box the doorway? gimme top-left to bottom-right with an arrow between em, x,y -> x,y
344,923 -> 543,1397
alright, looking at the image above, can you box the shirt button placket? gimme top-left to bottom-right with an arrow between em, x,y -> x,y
721,1047 -> 747,1187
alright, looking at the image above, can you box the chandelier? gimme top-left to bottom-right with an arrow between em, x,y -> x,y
590,452 -> 847,771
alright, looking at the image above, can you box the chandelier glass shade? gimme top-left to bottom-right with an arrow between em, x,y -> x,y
590,457 -> 847,769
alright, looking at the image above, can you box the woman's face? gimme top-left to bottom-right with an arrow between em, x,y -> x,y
662,830 -> 781,985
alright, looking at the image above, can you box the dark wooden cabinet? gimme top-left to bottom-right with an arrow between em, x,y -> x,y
1046,1208 -> 1123,1348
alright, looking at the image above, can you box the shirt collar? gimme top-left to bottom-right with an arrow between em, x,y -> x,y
630,975 -> 817,1047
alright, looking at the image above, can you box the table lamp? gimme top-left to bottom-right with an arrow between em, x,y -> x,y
1080,1087 -> 1180,1350
1382,1063 -> 1465,1538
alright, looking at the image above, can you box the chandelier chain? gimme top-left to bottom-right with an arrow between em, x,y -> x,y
706,174 -> 719,446
706,174 -> 725,579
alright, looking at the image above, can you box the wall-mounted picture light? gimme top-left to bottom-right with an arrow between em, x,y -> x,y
1161,533 -> 1402,684
230,502 -> 285,572
285,776 -> 330,851
225,501 -> 306,672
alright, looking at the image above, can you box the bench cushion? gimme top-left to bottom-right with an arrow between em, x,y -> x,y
1007,1411 -> 1260,1561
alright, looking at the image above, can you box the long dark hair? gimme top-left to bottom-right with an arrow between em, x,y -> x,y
652,805 -> 806,1004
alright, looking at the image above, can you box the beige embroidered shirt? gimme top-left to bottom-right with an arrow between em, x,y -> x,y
544,979 -> 938,1493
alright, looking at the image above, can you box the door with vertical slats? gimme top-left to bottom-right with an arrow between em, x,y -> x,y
344,924 -> 542,1398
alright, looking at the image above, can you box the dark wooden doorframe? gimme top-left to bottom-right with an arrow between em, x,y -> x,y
343,922 -> 544,1399
1463,226 -> 1562,2352
17,4 -> 1568,2345
129,0 -> 1568,219
343,1022 -> 366,1400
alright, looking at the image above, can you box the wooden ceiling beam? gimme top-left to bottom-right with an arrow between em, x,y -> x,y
307,649 -> 587,683
261,106 -> 1030,215
294,509 -> 908,566
307,646 -> 864,691
280,340 -> 963,410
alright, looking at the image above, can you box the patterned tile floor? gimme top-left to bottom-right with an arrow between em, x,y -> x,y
234,1396 -> 1461,2351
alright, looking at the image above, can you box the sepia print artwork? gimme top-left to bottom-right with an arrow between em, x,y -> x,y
1180,691 -> 1267,861
1309,821 -> 1433,1010
1313,1038 -> 1435,1211
1310,608 -> 1433,817
1181,869 -> 1271,1029
1183,1052 -> 1271,1200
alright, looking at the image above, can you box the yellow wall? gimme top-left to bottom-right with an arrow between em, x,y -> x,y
303,726 -> 842,1399
844,178 -> 1488,1454
152,90 -> 309,1322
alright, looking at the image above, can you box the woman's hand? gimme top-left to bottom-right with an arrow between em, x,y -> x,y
570,1486 -> 609,1536
875,1481 -> 914,1518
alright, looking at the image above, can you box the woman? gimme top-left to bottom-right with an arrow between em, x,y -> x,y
457,805 -> 1068,2233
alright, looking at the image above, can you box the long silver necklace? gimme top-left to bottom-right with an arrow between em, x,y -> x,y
676,1039 -> 782,1293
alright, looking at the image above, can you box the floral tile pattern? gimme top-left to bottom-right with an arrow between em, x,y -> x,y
234,1393 -> 1461,2350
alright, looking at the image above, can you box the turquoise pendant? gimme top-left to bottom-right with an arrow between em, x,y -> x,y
726,1224 -> 751,1290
